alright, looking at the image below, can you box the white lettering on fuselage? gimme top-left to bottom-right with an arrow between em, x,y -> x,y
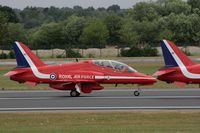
59,75 -> 72,79
59,74 -> 94,80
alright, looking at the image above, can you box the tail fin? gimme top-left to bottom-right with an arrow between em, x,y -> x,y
13,41 -> 45,68
160,40 -> 196,67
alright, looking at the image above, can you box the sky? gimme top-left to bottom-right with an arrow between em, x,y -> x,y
0,0 -> 151,9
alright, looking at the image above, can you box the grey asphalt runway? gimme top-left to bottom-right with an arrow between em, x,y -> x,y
0,88 -> 200,111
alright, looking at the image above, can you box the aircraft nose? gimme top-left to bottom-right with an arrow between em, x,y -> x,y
144,75 -> 157,83
149,76 -> 157,83
134,72 -> 157,84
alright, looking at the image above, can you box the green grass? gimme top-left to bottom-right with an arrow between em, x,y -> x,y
0,111 -> 200,133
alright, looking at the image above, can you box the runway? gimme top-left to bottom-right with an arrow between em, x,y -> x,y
0,88 -> 200,111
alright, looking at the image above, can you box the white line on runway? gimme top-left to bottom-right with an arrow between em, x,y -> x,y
0,95 -> 200,100
0,106 -> 200,111
0,97 -> 51,100
77,96 -> 200,99
100,89 -> 200,92
0,90 -> 60,93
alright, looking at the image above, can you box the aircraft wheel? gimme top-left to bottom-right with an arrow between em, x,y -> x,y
70,90 -> 80,97
134,91 -> 140,96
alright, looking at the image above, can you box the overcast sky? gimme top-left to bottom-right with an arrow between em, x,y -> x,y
0,0 -> 151,9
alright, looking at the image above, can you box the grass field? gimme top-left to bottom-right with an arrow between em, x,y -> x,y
0,60 -> 199,90
0,111 -> 199,133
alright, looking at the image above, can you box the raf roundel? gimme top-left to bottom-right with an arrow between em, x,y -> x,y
50,73 -> 57,80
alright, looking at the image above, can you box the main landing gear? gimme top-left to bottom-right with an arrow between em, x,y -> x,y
70,83 -> 81,97
70,90 -> 80,97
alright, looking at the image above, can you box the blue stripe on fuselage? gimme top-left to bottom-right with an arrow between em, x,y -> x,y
160,40 -> 178,67
12,42 -> 30,68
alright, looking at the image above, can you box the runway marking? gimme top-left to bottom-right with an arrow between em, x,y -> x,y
0,97 -> 51,100
76,96 -> 200,99
0,90 -> 60,93
0,95 -> 200,100
0,106 -> 200,111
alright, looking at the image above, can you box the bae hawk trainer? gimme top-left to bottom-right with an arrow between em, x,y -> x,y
5,41 -> 156,97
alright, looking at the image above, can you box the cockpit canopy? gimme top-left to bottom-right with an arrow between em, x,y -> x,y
92,60 -> 137,72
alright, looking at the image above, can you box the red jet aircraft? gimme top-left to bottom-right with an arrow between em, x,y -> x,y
154,39 -> 200,86
5,41 -> 156,97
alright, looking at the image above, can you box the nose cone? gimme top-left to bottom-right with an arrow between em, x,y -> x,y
145,75 -> 157,85
134,72 -> 157,85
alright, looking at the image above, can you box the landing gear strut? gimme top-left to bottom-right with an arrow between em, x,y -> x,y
70,90 -> 80,97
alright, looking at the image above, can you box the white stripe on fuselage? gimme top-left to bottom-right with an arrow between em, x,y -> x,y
16,42 -> 50,79
95,76 -> 155,80
164,40 -> 200,79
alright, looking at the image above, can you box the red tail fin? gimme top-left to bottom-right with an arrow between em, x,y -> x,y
13,41 -> 45,68
161,40 -> 196,67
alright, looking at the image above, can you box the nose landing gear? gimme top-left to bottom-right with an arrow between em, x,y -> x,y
134,90 -> 140,96
134,88 -> 141,96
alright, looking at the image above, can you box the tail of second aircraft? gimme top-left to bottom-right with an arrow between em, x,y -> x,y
12,41 -> 46,68
160,39 -> 196,67
153,39 -> 196,77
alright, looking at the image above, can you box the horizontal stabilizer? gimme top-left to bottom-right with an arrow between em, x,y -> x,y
4,69 -> 27,77
153,69 -> 175,77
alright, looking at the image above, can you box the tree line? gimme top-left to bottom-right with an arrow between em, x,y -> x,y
0,0 -> 200,57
